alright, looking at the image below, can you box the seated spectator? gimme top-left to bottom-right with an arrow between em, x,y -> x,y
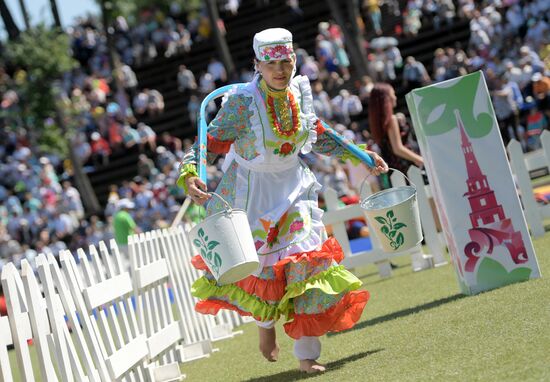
177,65 -> 197,93
147,89 -> 164,116
525,104 -> 548,151
136,122 -> 157,152
89,132 -> 111,166
133,89 -> 149,115
531,72 -> 550,115
402,56 -> 431,93
158,132 -> 183,155
122,124 -> 141,149
72,133 -> 92,164
137,154 -> 156,180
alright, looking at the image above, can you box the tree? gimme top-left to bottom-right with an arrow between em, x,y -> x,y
205,0 -> 235,79
0,0 -> 20,40
17,0 -> 30,30
49,0 -> 62,29
7,26 -> 101,214
325,0 -> 368,77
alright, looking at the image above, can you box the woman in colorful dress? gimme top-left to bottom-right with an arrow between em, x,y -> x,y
179,28 -> 388,373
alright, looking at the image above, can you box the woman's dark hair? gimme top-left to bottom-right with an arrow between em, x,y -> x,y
368,83 -> 395,145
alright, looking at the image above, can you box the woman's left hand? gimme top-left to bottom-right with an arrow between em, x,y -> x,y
365,150 -> 389,176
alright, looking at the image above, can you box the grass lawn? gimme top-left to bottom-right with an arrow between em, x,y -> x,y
181,233 -> 550,382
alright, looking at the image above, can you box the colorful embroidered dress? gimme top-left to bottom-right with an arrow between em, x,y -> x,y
179,75 -> 369,339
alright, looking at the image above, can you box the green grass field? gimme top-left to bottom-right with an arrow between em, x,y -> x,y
181,233 -> 550,382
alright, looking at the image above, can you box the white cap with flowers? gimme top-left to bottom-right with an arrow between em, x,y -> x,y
253,28 -> 294,62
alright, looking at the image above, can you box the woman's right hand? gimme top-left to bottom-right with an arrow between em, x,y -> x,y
185,176 -> 211,205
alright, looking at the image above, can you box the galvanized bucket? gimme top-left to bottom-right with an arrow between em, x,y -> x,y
189,193 -> 260,285
360,169 -> 423,252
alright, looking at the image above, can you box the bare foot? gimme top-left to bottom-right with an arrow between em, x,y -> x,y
299,359 -> 326,373
258,327 -> 279,362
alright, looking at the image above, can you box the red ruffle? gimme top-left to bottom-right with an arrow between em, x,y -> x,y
315,119 -> 326,135
196,300 -> 255,319
235,275 -> 286,301
191,255 -> 210,271
283,290 -> 370,339
273,237 -> 344,279
207,133 -> 234,154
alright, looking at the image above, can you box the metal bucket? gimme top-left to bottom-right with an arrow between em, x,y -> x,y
189,193 -> 260,285
360,169 -> 423,252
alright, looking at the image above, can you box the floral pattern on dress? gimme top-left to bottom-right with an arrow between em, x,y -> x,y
253,209 -> 310,254
206,161 -> 238,215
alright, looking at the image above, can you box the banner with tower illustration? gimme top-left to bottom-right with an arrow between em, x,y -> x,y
406,71 -> 541,295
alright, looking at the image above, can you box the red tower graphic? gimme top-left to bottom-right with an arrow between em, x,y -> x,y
455,110 -> 528,272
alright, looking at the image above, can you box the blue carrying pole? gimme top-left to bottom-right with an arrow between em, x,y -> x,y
319,120 -> 376,168
197,84 -> 247,183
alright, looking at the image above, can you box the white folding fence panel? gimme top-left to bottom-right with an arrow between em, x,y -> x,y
170,227 -> 241,341
128,232 -> 186,381
507,134 -> 550,238
1,263 -> 35,381
60,245 -> 149,381
33,253 -> 108,382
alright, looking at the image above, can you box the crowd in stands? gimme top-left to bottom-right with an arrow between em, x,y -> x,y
1,0 -> 549,268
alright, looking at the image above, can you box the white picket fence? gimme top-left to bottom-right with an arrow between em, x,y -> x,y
0,224 -> 255,381
507,131 -> 550,238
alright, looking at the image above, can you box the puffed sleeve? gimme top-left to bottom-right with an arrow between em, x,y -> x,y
177,93 -> 249,191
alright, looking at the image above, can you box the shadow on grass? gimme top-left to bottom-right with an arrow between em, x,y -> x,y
328,293 -> 465,337
243,349 -> 384,382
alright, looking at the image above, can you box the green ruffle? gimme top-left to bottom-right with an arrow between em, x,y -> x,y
177,163 -> 199,192
278,265 -> 363,318
341,144 -> 367,165
191,276 -> 281,321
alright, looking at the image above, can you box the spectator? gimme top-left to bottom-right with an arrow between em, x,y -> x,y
90,132 -> 111,166
147,89 -> 165,116
525,104 -> 547,151
113,198 -> 140,270
402,56 -> 430,93
137,122 -> 157,152
177,65 -> 197,93
207,57 -> 228,88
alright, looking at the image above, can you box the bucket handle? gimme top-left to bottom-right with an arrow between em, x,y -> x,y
359,167 -> 416,197
208,192 -> 234,213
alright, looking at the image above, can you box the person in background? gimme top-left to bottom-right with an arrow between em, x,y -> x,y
113,198 -> 141,270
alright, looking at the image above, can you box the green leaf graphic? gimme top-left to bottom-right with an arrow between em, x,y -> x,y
389,230 -> 397,239
193,239 -> 202,248
198,228 -> 205,237
381,225 -> 389,234
386,210 -> 394,219
375,217 -> 387,225
396,232 -> 404,246
208,241 -> 220,250
394,223 -> 407,230
214,253 -> 222,268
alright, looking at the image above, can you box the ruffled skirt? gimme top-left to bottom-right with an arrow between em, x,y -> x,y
191,237 -> 369,339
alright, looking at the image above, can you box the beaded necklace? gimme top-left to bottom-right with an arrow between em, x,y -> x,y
259,79 -> 301,138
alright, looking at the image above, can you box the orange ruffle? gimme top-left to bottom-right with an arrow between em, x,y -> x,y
196,300 -> 254,318
283,290 -> 370,339
207,133 -> 234,154
235,274 -> 286,301
273,237 -> 344,279
191,255 -> 210,271
316,119 -> 327,135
